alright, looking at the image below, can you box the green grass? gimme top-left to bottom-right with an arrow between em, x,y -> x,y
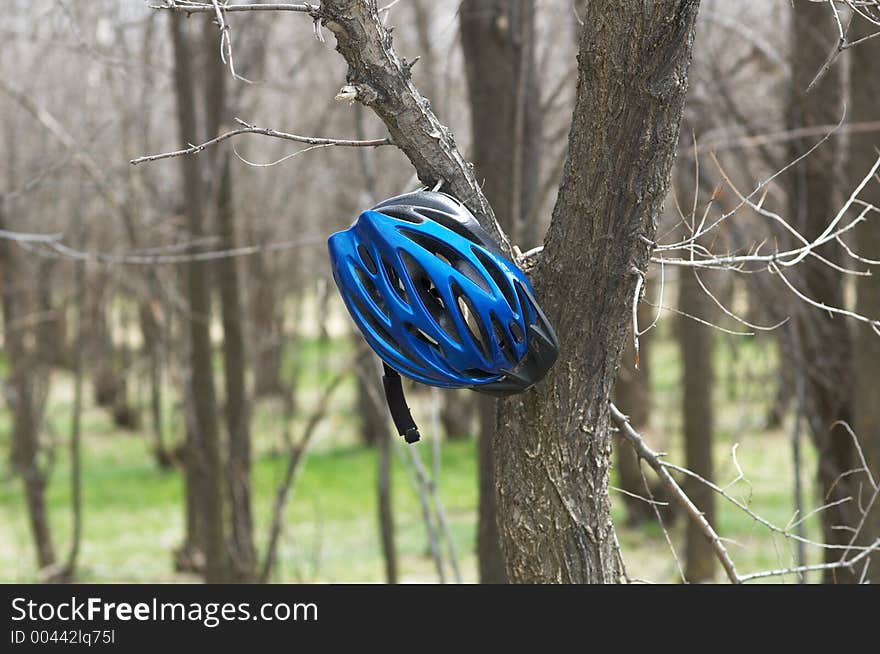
0,330 -> 829,584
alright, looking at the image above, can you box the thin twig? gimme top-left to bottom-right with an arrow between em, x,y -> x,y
131,118 -> 391,165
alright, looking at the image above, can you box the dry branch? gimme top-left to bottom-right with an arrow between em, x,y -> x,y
610,402 -> 741,584
131,118 -> 391,165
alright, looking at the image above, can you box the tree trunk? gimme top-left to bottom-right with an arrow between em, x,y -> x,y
495,1 -> 701,583
849,12 -> 880,584
0,199 -> 56,572
36,259 -> 67,369
169,12 -> 227,583
673,134 -> 717,583
215,154 -> 257,582
460,0 -> 542,249
787,1 -> 858,583
249,250 -> 285,398
460,0 -> 542,585
354,338 -> 385,446
139,300 -> 170,467
202,19 -> 258,584
678,267 -> 716,582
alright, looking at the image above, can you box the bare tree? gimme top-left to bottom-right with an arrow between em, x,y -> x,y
849,9 -> 880,583
673,126 -> 718,583
200,16 -> 258,583
168,12 -> 228,583
494,1 -> 701,582
786,0 -> 858,583
1,198 -> 56,574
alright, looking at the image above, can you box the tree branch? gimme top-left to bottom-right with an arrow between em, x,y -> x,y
318,0 -> 512,254
609,402 -> 741,584
152,1 -> 319,14
131,118 -> 391,165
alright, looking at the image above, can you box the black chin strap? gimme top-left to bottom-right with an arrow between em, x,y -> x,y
382,363 -> 420,444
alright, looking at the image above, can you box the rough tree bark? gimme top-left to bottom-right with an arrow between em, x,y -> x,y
849,13 -> 880,584
169,13 -> 228,584
317,0 -> 699,582
786,1 -> 858,583
320,1 -> 511,252
495,1 -> 701,583
460,0 -> 542,585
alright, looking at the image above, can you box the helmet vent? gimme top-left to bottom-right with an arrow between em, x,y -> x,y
357,244 -> 378,275
377,207 -> 424,224
355,265 -> 388,317
380,255 -> 410,304
463,368 -> 495,380
417,206 -> 485,244
473,247 -> 516,309
454,286 -> 489,360
513,280 -> 536,324
491,313 -> 517,365
349,293 -> 397,352
509,321 -> 524,343
399,229 -> 489,293
406,323 -> 443,356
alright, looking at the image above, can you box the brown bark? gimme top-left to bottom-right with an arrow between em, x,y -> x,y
377,413 -> 398,584
139,300 -> 170,467
495,1 -> 701,583
787,1 -> 858,583
169,13 -> 228,583
850,13 -> 880,584
354,338 -> 385,446
439,394 -> 473,441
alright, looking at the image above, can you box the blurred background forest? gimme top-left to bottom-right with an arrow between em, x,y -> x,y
1,0 -> 879,584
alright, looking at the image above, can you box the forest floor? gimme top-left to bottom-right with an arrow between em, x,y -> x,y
0,328 -> 827,583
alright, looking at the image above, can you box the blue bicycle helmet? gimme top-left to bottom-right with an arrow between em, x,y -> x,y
328,191 -> 558,442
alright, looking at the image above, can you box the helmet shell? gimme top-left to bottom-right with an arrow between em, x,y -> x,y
328,191 -> 558,395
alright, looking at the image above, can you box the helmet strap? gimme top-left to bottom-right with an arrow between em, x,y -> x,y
381,363 -> 421,444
